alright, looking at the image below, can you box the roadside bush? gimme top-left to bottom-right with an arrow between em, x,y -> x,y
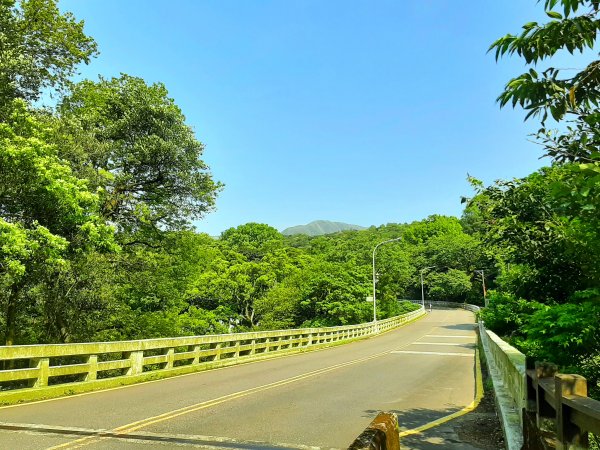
479,291 -> 544,339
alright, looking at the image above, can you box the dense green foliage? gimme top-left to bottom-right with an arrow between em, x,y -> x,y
0,0 -> 97,117
477,0 -> 600,399
2,1 -> 597,407
0,1 -> 490,346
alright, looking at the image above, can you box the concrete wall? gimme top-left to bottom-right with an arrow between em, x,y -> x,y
479,324 -> 526,450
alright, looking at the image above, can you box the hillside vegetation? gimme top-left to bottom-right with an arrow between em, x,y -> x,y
0,0 -> 598,401
281,220 -> 366,236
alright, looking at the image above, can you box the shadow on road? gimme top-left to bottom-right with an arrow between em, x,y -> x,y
440,323 -> 478,331
362,390 -> 504,449
374,319 -> 504,449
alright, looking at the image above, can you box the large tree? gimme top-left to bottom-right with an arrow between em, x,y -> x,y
0,0 -> 97,115
55,74 -> 222,238
0,102 -> 116,345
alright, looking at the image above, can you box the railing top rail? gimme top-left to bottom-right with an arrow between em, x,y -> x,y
0,308 -> 424,359
526,368 -> 600,437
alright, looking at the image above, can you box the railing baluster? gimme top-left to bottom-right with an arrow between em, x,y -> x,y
30,358 -> 49,388
86,355 -> 98,381
0,308 -> 426,405
555,374 -> 589,449
165,348 -> 174,369
126,351 -> 144,376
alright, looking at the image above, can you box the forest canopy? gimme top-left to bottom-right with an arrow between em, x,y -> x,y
0,0 -> 598,400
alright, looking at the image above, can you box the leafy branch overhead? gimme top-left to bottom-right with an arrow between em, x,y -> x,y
490,0 -> 600,138
0,0 -> 97,116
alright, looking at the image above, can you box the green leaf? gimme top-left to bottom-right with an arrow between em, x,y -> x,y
546,10 -> 563,19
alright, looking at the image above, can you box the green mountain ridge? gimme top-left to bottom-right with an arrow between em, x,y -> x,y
281,220 -> 366,236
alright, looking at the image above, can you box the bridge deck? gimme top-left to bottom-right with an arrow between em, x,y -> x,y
0,309 -> 478,449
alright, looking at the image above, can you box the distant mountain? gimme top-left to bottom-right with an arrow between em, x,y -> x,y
281,220 -> 366,236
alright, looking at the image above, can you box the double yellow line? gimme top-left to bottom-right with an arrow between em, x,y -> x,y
48,348 -> 394,449
49,322 -> 483,449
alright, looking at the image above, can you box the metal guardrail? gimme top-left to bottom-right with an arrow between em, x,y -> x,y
0,308 -> 425,405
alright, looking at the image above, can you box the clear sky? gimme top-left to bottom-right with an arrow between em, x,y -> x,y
59,1 -> 570,235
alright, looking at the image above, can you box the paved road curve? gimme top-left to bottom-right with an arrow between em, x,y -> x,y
0,309 -> 478,449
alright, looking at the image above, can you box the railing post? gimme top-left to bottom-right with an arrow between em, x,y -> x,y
523,357 -> 540,449
535,361 -> 558,429
349,412 -> 400,450
165,348 -> 174,369
30,358 -> 49,387
126,351 -> 144,376
250,339 -> 256,355
85,355 -> 98,381
555,374 -> 588,449
192,345 -> 200,364
214,343 -> 222,360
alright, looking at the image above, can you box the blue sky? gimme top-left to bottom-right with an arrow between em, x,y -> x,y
59,1 -> 574,235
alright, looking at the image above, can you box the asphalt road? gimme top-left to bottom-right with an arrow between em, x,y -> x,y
0,308 -> 478,449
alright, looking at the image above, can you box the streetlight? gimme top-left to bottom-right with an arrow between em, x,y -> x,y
372,237 -> 402,324
475,269 -> 487,307
420,266 -> 436,310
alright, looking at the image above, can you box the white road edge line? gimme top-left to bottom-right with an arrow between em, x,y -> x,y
0,421 -> 322,450
424,335 -> 473,338
391,350 -> 473,357
412,342 -> 473,346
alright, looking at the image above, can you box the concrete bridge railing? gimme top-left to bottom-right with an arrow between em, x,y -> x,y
426,301 -> 600,449
0,307 -> 425,405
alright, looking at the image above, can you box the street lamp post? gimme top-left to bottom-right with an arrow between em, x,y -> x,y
420,266 -> 436,309
372,237 -> 402,324
475,269 -> 487,307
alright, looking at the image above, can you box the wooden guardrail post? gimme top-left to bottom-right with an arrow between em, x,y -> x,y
524,357 -> 542,449
523,358 -> 558,449
555,374 -> 588,449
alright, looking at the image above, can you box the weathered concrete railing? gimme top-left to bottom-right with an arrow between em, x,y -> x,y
421,301 -> 525,448
0,308 -> 424,405
479,325 -> 526,450
428,301 -> 600,449
426,300 -> 481,313
523,359 -> 600,449
348,412 -> 400,450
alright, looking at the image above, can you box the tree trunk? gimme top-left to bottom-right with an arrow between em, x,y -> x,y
4,286 -> 18,346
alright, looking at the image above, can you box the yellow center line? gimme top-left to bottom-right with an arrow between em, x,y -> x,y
46,314 -> 481,449
47,333 -> 429,450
